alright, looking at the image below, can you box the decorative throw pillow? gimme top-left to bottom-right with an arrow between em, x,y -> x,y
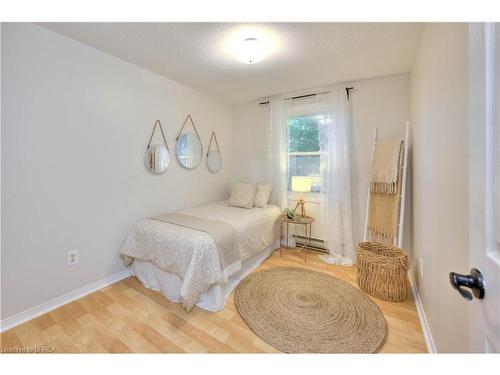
228,183 -> 257,209
254,184 -> 274,208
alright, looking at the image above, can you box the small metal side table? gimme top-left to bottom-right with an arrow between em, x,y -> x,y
280,214 -> 314,263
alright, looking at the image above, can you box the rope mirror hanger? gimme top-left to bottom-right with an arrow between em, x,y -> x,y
207,131 -> 221,156
147,119 -> 169,150
176,114 -> 201,141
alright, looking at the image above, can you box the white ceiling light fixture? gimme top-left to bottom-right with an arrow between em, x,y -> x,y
222,25 -> 280,65
237,37 -> 267,64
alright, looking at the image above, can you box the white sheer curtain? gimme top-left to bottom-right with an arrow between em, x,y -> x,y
317,91 -> 354,265
268,99 -> 290,209
268,89 -> 354,265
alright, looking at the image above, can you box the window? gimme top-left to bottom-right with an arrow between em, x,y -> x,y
286,114 -> 326,192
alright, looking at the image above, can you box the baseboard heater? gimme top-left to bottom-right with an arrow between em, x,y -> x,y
293,235 -> 328,253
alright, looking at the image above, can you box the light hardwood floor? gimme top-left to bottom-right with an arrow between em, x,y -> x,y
0,249 -> 427,353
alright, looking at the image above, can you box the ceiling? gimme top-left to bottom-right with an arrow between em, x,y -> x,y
40,23 -> 424,104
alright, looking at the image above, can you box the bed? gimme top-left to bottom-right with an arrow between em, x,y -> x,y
120,200 -> 281,311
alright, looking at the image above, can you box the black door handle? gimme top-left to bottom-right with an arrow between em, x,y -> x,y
449,268 -> 485,301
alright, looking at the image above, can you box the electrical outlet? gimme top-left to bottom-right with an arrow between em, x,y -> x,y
67,250 -> 79,266
418,257 -> 424,279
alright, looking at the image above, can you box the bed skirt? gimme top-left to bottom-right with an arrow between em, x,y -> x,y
129,238 -> 280,312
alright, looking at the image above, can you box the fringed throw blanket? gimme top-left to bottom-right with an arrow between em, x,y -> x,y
370,138 -> 403,195
367,138 -> 404,244
367,192 -> 400,244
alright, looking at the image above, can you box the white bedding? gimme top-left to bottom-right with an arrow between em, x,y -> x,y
120,201 -> 281,310
130,239 -> 279,312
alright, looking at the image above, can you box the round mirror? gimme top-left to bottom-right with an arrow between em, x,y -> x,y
175,132 -> 202,169
144,144 -> 170,175
207,150 -> 222,173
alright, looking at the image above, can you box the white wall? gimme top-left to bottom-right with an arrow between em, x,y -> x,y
231,74 -> 410,245
1,23 -> 233,320
410,23 -> 469,352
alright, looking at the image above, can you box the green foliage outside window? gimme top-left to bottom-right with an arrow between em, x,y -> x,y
287,116 -> 320,152
287,115 -> 322,192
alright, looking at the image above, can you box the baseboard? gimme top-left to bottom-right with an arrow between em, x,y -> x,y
0,269 -> 131,333
407,270 -> 437,353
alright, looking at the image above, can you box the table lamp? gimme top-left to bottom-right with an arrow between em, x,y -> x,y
291,176 -> 312,217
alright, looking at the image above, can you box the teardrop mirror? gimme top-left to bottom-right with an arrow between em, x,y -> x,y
175,115 -> 203,169
176,132 -> 202,169
206,131 -> 222,173
144,120 -> 171,175
207,150 -> 222,173
145,144 -> 170,174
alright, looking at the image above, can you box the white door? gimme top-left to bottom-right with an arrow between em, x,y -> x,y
466,22 -> 500,353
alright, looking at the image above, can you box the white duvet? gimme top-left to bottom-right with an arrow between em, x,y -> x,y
120,201 -> 281,310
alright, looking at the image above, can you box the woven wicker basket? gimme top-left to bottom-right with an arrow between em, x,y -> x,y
356,242 -> 409,302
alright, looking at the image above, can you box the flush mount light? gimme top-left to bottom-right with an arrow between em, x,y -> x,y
236,37 -> 267,64
221,26 -> 281,65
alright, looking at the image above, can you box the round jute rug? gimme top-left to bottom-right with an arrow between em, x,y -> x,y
235,267 -> 387,353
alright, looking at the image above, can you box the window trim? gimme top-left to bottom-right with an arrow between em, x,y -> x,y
286,114 -> 325,194
287,191 -> 322,202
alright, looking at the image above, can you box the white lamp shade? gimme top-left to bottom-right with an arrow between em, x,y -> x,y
291,176 -> 312,193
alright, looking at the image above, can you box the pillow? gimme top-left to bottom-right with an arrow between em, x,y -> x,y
228,183 -> 257,209
254,184 -> 273,208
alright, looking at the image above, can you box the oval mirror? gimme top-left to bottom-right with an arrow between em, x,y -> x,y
175,132 -> 203,169
207,150 -> 222,173
144,144 -> 170,175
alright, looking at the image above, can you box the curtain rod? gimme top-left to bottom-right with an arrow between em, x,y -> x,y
258,86 -> 355,105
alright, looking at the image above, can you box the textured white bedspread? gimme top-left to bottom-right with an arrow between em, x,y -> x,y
120,201 -> 281,310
